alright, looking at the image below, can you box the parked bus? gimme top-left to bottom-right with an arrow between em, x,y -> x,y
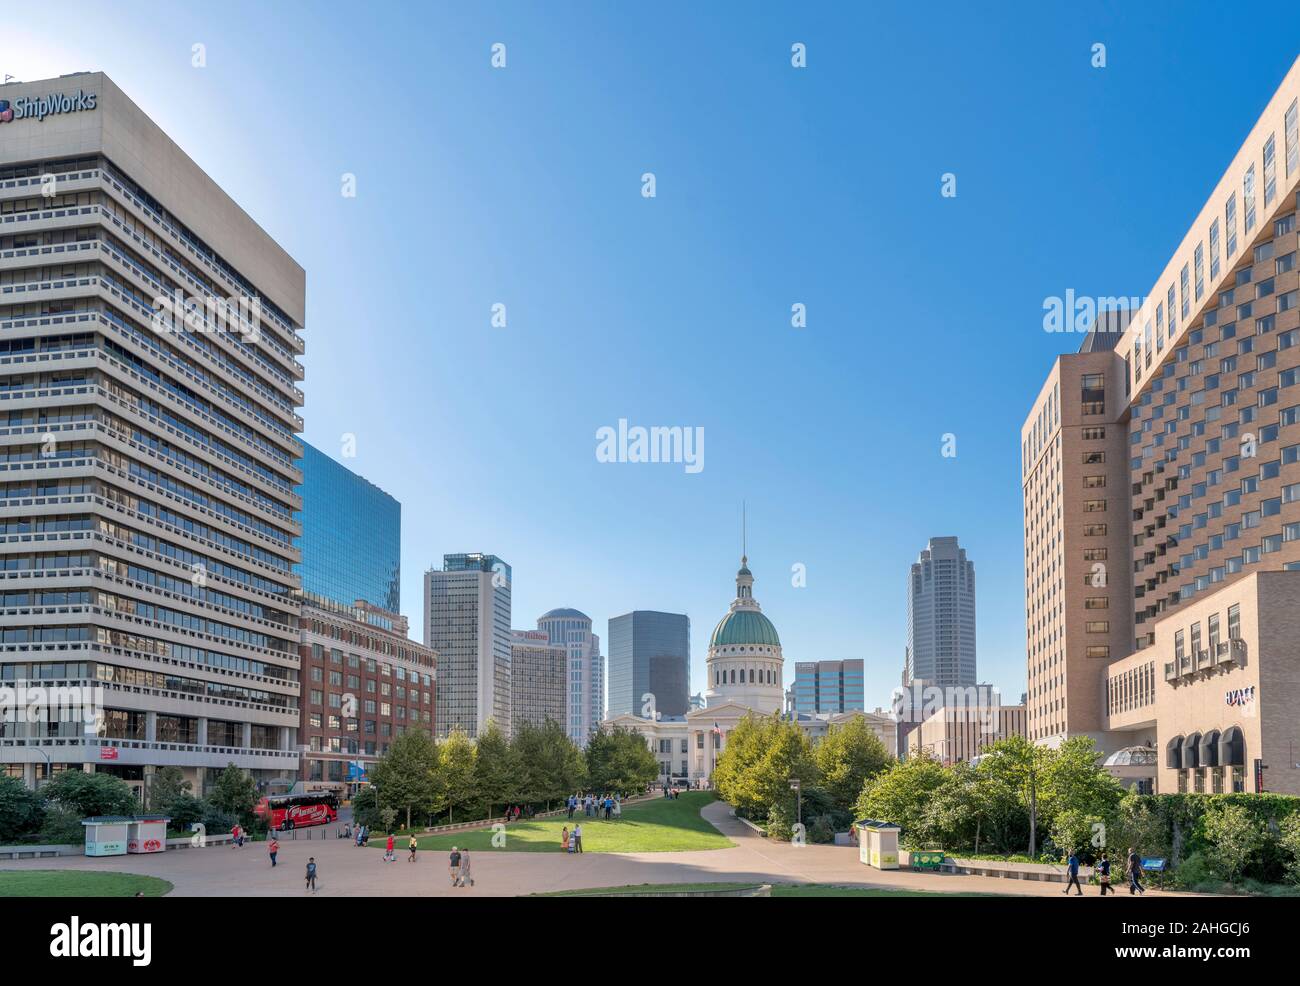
255,792 -> 339,830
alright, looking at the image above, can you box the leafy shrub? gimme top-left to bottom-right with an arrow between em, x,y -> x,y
766,801 -> 794,842
38,805 -> 86,845
0,775 -> 43,843
808,814 -> 836,844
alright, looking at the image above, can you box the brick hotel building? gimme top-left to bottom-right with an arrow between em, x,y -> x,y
0,73 -> 305,799
1023,57 -> 1300,795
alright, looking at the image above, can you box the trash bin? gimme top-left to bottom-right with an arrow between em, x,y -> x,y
911,849 -> 945,871
127,815 -> 171,854
82,817 -> 131,857
856,819 -> 900,870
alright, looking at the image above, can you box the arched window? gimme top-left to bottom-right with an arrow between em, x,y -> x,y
1165,735 -> 1184,769
729,669 -> 735,684
1219,725 -> 1245,766
1200,730 -> 1221,768
749,668 -> 754,683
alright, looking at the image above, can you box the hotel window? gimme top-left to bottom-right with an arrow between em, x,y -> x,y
1175,630 -> 1185,661
1083,499 -> 1106,512
1082,427 -> 1106,440
1244,165 -> 1257,233
1083,548 -> 1107,561
1085,597 -> 1109,609
1264,135 -> 1277,207
1211,220 -> 1223,281
1194,243 -> 1205,300
1226,193 -> 1238,258
1085,646 -> 1109,659
1180,264 -> 1191,319
1288,99 -> 1300,178
1212,767 -> 1225,794
1083,475 -> 1105,489
1083,523 -> 1108,536
1208,613 -> 1220,651
1085,621 -> 1109,633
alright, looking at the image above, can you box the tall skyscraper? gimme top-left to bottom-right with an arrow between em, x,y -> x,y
425,553 -> 511,739
905,537 -> 977,688
0,74 -> 305,798
1021,57 -> 1300,796
536,608 -> 603,745
294,441 -> 400,617
791,660 -> 865,715
607,610 -> 691,720
510,629 -> 566,731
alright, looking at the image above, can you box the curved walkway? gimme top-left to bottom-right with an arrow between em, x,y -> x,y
0,800 -> 1187,897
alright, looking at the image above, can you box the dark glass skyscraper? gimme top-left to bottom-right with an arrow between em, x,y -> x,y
294,442 -> 400,614
607,611 -> 690,718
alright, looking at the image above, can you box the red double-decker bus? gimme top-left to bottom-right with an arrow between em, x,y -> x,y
255,792 -> 339,829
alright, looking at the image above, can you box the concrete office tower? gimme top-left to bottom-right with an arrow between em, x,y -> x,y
294,441 -> 400,616
510,630 -> 566,731
1022,57 -> 1300,795
607,610 -> 691,720
1021,326 -> 1134,746
424,554 -> 511,739
536,608 -> 603,746
905,537 -> 977,689
791,660 -> 865,715
0,74 -> 305,798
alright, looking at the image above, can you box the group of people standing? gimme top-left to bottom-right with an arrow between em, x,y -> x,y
566,792 -> 622,820
1063,848 -> 1148,896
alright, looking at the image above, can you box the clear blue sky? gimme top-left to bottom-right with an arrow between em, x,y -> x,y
9,2 -> 1300,708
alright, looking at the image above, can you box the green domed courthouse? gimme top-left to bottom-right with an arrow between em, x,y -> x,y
604,554 -> 897,786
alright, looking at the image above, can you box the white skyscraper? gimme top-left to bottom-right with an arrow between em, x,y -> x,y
537,608 -> 603,746
424,553 -> 512,739
905,536 -> 977,688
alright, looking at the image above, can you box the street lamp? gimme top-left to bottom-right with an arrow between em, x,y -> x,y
789,777 -> 802,833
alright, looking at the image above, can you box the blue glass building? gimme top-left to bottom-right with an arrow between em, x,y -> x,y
294,442 -> 401,615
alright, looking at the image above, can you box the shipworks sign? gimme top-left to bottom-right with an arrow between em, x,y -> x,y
0,88 -> 98,124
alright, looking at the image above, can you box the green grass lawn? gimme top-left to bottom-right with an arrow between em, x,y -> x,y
386,792 -> 734,853
535,882 -> 997,897
0,870 -> 173,897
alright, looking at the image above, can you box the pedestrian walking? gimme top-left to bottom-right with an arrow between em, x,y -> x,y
231,823 -> 242,848
305,857 -> 317,892
268,837 -> 279,868
1098,852 -> 1113,895
573,822 -> 583,854
384,833 -> 395,862
449,847 -> 462,886
408,835 -> 418,862
459,848 -> 474,887
1063,850 -> 1083,896
1127,848 -> 1146,895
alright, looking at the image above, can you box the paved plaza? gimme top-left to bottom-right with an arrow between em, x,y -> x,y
0,801 -> 1187,897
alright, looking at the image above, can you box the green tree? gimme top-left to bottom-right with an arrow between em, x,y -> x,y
1279,811 -> 1300,886
975,735 -> 1050,855
1038,735 -> 1122,828
0,775 -> 43,842
1200,802 -> 1264,885
147,766 -> 191,812
474,720 -> 519,818
585,725 -> 658,796
350,785 -> 381,831
370,730 -> 438,829
812,717 -> 893,813
1050,808 -> 1107,862
206,764 -> 258,826
513,719 -> 585,809
854,752 -> 950,848
434,729 -> 478,823
715,715 -> 819,821
40,770 -> 137,819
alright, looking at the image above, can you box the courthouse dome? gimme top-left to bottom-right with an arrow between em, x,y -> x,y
710,608 -> 781,648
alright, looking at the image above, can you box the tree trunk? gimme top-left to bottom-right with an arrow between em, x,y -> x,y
1028,769 -> 1038,857
406,806 -> 411,830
